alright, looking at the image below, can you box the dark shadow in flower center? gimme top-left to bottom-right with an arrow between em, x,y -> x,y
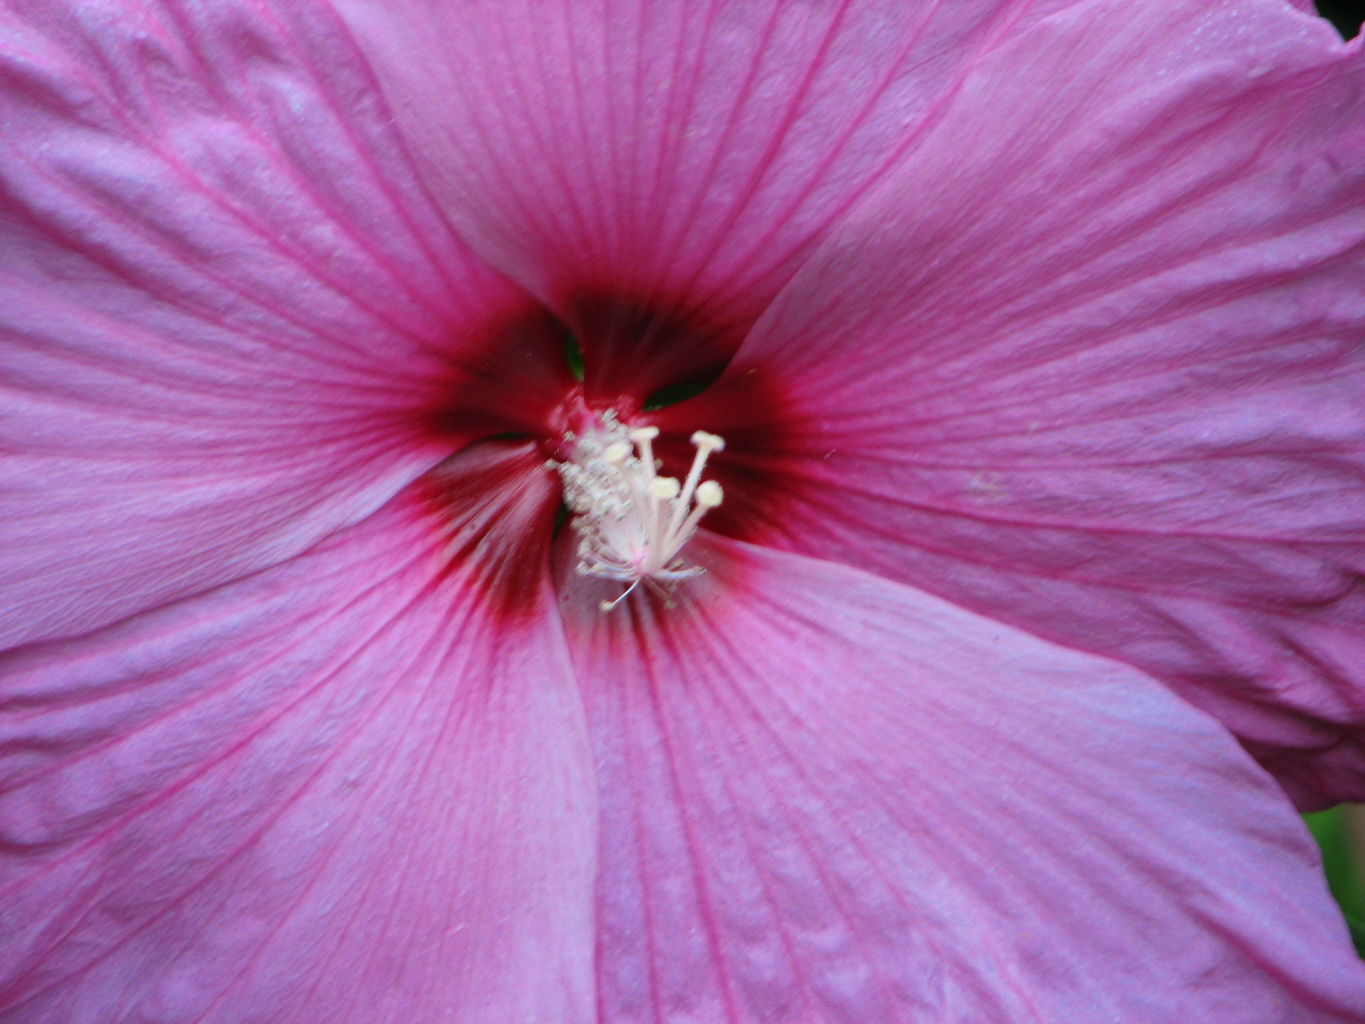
414,288 -> 792,617
562,288 -> 739,410
420,300 -> 577,446
555,287 -> 792,549
562,330 -> 586,383
563,325 -> 714,412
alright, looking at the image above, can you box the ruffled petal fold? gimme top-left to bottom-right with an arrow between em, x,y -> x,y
0,449 -> 596,1024
0,0 -> 548,648
707,0 -> 1365,804
560,537 -> 1365,1023
334,0 -> 1085,381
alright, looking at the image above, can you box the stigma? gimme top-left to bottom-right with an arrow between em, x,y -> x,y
552,412 -> 725,610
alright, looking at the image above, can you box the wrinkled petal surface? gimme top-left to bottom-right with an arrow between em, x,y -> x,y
0,446 -> 596,1024
560,536 -> 1365,1023
695,0 -> 1365,804
335,0 -> 1087,395
0,0 -> 545,648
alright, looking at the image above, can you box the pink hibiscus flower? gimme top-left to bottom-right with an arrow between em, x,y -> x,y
2,0 -> 1364,1020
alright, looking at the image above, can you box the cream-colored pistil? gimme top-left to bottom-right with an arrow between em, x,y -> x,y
553,413 -> 725,610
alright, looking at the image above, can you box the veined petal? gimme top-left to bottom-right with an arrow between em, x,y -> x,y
0,0 -> 553,648
560,537 -> 1365,1023
0,449 -> 595,1024
702,0 -> 1365,805
334,0 -> 1085,395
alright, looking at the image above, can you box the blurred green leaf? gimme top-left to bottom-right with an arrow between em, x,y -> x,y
1305,806 -> 1365,957
563,331 -> 585,381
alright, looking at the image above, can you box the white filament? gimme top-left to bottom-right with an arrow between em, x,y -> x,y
553,413 -> 725,610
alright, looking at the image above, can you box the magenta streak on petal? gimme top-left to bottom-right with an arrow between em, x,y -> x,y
657,0 -> 1007,311
1,2 -> 1362,1023
0,464 -> 593,1024
416,441 -> 567,620
716,0 -> 1365,805
332,0 -> 1094,347
559,535 -> 1365,1023
0,0 -> 550,650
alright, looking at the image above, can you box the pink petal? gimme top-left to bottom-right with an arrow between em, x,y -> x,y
696,0 -> 1365,805
334,0 -> 1085,395
560,537 -> 1365,1023
0,1 -> 555,648
0,446 -> 596,1023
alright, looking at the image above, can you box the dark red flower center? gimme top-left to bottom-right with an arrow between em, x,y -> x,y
410,288 -> 789,618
